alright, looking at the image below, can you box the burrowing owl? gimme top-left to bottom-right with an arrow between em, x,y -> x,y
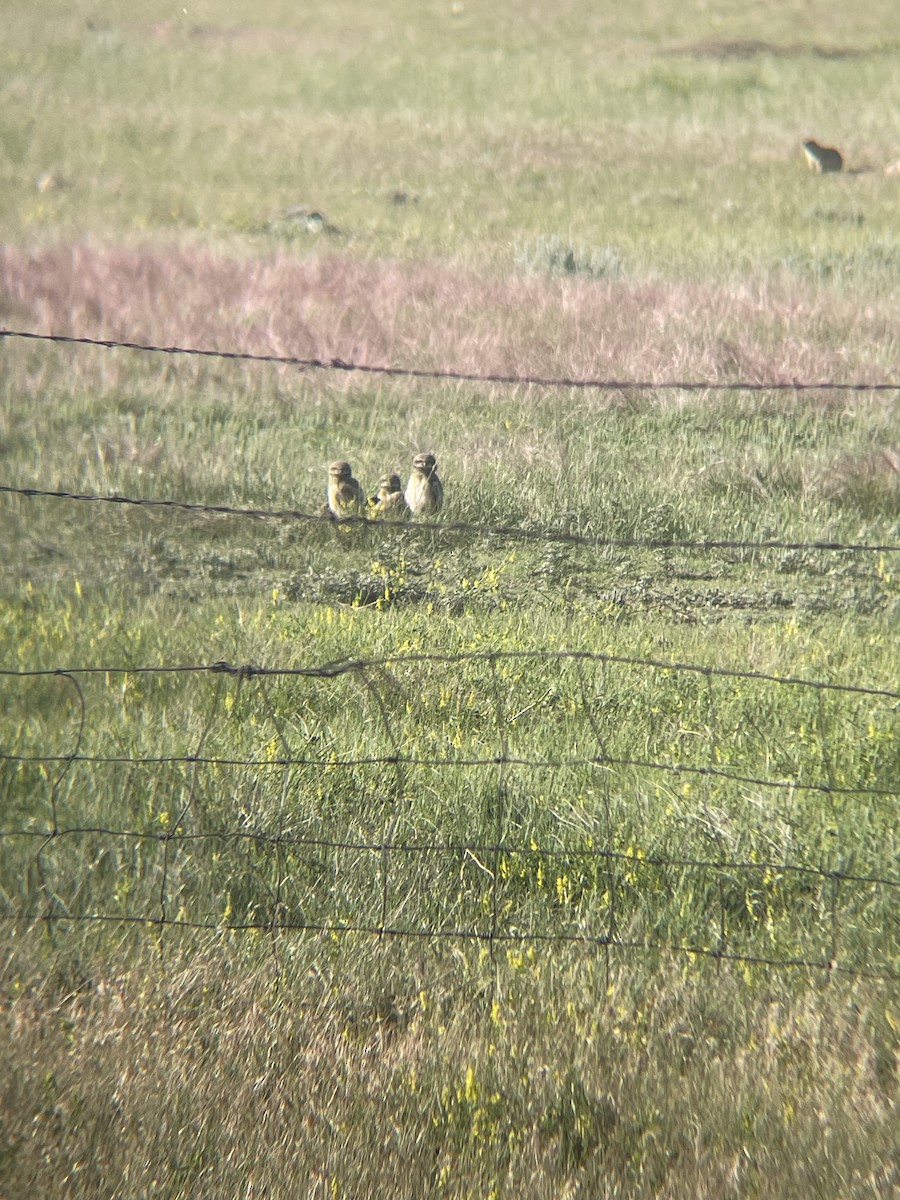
801,139 -> 843,173
404,452 -> 443,516
371,472 -> 410,518
326,460 -> 364,517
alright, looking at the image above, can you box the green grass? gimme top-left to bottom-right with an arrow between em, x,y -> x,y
1,2 -> 899,1196
3,1 -> 900,278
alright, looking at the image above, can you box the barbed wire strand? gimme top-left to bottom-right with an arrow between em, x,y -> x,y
1,748 -> 896,800
2,649 -> 897,699
0,910 -> 894,982
4,483 -> 899,555
3,327 -> 900,393
2,825 -> 894,889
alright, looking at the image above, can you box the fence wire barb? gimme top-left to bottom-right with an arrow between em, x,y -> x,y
3,326 -> 900,393
4,482 -> 900,555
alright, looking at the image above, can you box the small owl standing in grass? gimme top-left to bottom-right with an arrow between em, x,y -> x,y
326,460 -> 365,517
404,452 -> 443,516
371,472 -> 410,518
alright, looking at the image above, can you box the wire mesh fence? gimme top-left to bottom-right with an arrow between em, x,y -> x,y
2,649 -> 897,981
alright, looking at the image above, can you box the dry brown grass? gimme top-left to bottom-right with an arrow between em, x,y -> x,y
3,243 -> 899,391
1,937 -> 896,1200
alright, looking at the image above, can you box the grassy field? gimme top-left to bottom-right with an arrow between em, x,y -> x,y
1,2 -> 899,1197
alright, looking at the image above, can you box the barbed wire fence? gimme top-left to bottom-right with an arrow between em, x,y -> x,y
2,326 -> 898,983
4,324 -> 900,557
3,326 -> 900,391
4,483 -> 900,555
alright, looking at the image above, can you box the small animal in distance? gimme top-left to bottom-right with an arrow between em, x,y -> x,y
801,139 -> 843,173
